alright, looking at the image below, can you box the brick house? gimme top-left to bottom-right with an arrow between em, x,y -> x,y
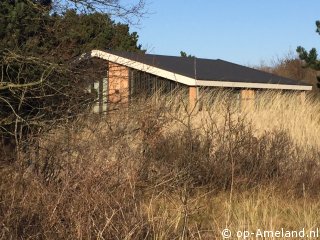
80,49 -> 312,112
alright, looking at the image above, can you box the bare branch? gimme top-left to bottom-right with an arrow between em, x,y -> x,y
53,0 -> 147,24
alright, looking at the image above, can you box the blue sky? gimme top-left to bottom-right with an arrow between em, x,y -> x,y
128,0 -> 320,66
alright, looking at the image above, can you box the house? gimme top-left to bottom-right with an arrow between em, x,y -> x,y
80,49 -> 312,112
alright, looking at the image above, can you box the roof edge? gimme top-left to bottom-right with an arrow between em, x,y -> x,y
83,50 -> 312,91
215,59 -> 312,88
196,80 -> 312,91
90,50 -> 197,86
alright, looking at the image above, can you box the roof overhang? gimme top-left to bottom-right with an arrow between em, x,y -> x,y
84,50 -> 312,91
196,80 -> 312,91
88,50 -> 195,86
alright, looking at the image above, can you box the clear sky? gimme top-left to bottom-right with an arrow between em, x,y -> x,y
128,0 -> 320,66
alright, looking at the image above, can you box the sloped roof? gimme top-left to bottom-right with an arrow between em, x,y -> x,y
85,49 -> 312,91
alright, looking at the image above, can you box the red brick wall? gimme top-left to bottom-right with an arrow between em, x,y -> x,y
108,62 -> 129,104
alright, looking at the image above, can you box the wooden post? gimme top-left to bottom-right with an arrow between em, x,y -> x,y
189,86 -> 198,110
300,91 -> 306,104
241,89 -> 255,110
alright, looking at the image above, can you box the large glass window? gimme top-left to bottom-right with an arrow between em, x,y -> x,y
129,69 -> 187,98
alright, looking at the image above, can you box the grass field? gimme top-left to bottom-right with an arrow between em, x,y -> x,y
1,91 -> 319,239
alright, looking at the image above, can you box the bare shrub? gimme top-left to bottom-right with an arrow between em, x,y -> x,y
1,91 -> 320,239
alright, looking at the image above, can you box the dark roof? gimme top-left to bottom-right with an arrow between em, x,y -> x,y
103,50 -> 311,87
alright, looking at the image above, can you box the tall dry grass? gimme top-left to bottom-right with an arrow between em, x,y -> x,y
1,91 -> 319,239
197,90 -> 320,149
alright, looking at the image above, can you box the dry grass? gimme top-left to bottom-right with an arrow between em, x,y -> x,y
168,90 -> 320,149
142,188 -> 320,238
244,92 -> 320,149
1,91 -> 320,239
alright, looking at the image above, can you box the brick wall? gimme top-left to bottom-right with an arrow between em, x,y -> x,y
108,62 -> 129,104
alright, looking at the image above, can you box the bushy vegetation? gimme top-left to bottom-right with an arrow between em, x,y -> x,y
1,92 -> 319,239
0,0 -> 144,159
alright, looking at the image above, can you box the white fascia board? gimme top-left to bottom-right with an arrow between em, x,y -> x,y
196,80 -> 312,91
91,50 -> 196,86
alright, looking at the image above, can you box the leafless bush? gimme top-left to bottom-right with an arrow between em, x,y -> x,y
1,92 -> 320,239
143,107 -> 319,194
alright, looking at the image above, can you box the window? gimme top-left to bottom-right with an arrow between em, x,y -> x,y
129,69 -> 187,98
90,77 -> 108,114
